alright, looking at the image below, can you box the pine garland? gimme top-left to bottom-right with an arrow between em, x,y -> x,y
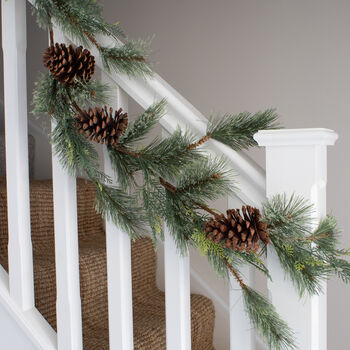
29,1 -> 350,349
33,0 -> 152,77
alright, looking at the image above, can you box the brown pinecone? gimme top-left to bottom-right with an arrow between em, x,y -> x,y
43,43 -> 95,85
204,206 -> 270,252
75,106 -> 128,147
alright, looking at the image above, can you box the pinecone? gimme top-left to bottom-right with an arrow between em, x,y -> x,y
204,206 -> 270,252
43,43 -> 95,85
75,106 -> 128,147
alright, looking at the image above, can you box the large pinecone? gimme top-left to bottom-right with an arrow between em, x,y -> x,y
75,106 -> 128,147
43,43 -> 95,85
204,206 -> 270,252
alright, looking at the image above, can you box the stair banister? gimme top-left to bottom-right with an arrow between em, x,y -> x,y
1,0 -> 35,311
101,72 -> 134,350
51,29 -> 83,350
255,128 -> 338,350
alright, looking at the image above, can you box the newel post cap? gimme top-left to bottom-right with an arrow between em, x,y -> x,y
253,128 -> 338,147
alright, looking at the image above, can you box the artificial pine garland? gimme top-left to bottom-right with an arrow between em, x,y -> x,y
30,1 -> 350,349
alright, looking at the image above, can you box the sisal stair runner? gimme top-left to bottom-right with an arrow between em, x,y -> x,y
0,179 -> 215,349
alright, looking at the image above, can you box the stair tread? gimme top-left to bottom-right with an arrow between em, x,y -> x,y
0,179 -> 215,349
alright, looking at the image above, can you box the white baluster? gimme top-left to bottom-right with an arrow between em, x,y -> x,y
52,120 -> 83,350
254,128 -> 338,350
51,28 -> 83,350
101,73 -> 134,350
161,127 -> 191,350
1,0 -> 34,311
164,225 -> 191,350
228,195 -> 254,350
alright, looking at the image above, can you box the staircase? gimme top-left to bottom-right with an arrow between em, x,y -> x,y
0,178 -> 215,349
0,1 -> 338,349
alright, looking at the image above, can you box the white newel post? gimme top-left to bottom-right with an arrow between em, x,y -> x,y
254,128 -> 338,350
1,0 -> 35,311
101,73 -> 134,350
51,30 -> 83,350
228,194 -> 254,350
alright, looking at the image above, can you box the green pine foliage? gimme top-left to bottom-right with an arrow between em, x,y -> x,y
139,157 -> 235,251
33,0 -> 124,42
243,287 -> 296,350
174,157 -> 236,203
207,109 -> 280,150
32,0 -> 151,77
108,128 -> 205,186
118,99 -> 167,146
100,42 -> 153,77
264,194 -> 350,296
32,73 -> 110,116
94,182 -> 146,239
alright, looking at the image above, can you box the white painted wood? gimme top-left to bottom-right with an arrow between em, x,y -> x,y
52,119 -> 83,350
229,268 -> 253,350
1,0 -> 34,311
100,73 -> 134,350
48,27 -> 82,350
161,128 -> 191,350
164,225 -> 191,350
227,195 -> 254,350
103,150 -> 134,350
254,128 -> 338,350
0,265 -> 57,350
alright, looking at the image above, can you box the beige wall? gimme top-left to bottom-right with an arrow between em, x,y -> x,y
102,0 -> 350,348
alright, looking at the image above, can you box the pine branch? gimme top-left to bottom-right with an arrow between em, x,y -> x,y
242,286 -> 296,350
187,134 -> 211,150
99,42 -> 152,77
142,180 -> 165,244
207,109 -> 281,150
109,128 -> 205,186
263,194 -> 350,296
224,263 -> 296,350
32,73 -> 110,116
158,157 -> 236,216
95,182 -> 145,239
33,0 -> 151,77
118,99 -> 167,146
174,157 -> 236,202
